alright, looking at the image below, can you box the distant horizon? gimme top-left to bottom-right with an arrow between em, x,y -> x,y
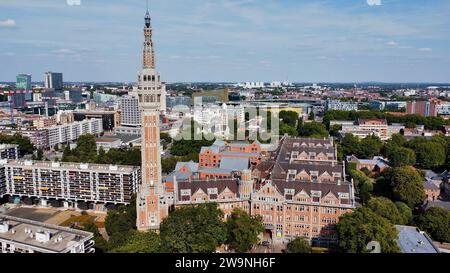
2,81 -> 450,86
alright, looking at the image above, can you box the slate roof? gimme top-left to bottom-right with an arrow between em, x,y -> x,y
271,161 -> 343,180
395,225 -> 439,253
270,179 -> 353,202
177,179 -> 240,199
220,157 -> 250,170
175,161 -> 199,172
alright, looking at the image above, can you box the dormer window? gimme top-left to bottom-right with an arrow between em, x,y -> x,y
287,169 -> 297,181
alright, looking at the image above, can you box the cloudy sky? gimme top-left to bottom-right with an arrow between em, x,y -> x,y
1,0 -> 449,83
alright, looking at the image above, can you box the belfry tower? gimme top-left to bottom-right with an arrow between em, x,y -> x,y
136,7 -> 168,231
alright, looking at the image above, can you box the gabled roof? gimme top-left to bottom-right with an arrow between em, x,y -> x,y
200,145 -> 220,154
255,179 -> 353,204
177,179 -> 240,199
175,161 -> 199,173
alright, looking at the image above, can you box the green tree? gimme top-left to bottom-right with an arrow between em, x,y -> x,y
82,220 -> 109,253
0,133 -> 35,156
110,231 -> 162,253
279,111 -> 299,127
389,133 -> 407,147
395,202 -> 413,225
387,146 -> 416,167
377,167 -> 426,208
341,133 -> 360,156
297,121 -> 329,138
329,124 -> 342,137
160,203 -> 227,253
367,197 -> 405,225
415,142 -> 446,169
226,209 -> 264,253
286,237 -> 312,253
97,147 -> 107,164
359,135 -> 383,159
349,169 -> 373,204
162,157 -> 178,174
280,123 -> 298,137
104,196 -> 137,249
75,134 -> 98,162
415,207 -> 450,243
337,207 -> 400,253
308,111 -> 315,121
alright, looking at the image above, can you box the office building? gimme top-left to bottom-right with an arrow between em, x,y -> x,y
16,74 -> 32,101
68,89 -> 83,103
0,215 -> 95,253
10,92 -> 26,109
0,159 -> 140,207
44,72 -> 63,94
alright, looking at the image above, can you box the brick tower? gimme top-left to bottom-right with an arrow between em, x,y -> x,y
136,8 -> 168,231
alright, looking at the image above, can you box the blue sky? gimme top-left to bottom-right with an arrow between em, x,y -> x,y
1,0 -> 450,83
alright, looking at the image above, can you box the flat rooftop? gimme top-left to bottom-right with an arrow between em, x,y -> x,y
395,225 -> 440,253
0,214 -> 93,253
0,159 -> 139,173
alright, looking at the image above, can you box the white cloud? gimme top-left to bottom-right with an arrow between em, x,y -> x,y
418,47 -> 432,52
367,0 -> 382,6
386,41 -> 398,46
0,19 -> 16,28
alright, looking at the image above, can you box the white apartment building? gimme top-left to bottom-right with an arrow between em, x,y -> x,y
326,100 -> 358,111
47,119 -> 103,147
0,159 -> 140,206
331,119 -> 405,141
120,95 -> 141,127
0,215 -> 94,253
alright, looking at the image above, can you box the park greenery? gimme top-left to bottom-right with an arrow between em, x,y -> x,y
337,207 -> 401,253
286,237 -> 312,253
88,201 -> 264,253
61,134 -> 141,166
0,133 -> 34,156
226,209 -> 264,253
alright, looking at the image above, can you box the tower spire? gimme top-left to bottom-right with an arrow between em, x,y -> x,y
143,3 -> 154,69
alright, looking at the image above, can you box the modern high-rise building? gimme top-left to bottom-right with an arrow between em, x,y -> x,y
16,74 -> 32,101
120,95 -> 141,127
44,72 -> 63,94
136,8 -> 168,231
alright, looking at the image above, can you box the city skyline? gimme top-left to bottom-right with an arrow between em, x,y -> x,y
1,0 -> 450,83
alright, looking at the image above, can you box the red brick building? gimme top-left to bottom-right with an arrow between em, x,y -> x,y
172,137 -> 356,248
